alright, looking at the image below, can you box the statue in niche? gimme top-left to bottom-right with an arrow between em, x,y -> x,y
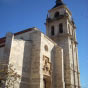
43,56 -> 51,76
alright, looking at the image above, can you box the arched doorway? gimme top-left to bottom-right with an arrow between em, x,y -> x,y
43,79 -> 46,88
43,76 -> 51,88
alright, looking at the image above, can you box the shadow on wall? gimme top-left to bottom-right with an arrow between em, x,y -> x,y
51,46 -> 65,88
20,40 -> 32,88
51,46 -> 55,88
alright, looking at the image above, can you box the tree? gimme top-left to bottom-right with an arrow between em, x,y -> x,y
0,62 -> 21,88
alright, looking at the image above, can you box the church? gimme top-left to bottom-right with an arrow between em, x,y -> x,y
0,0 -> 81,88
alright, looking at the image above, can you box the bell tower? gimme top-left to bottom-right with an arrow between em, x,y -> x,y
46,0 -> 81,88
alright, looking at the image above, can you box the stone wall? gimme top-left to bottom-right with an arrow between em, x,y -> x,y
40,34 -> 55,88
40,33 -> 65,88
0,27 -> 80,88
52,45 -> 65,88
0,47 -> 4,60
8,30 -> 42,88
8,37 -> 32,88
28,30 -> 41,88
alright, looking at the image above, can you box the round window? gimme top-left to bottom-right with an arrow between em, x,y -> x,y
44,45 -> 48,51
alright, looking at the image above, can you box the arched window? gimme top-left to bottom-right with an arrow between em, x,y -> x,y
51,26 -> 55,36
54,12 -> 60,18
68,24 -> 70,34
59,23 -> 63,33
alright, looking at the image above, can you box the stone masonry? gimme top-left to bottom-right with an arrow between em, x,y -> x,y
0,0 -> 80,88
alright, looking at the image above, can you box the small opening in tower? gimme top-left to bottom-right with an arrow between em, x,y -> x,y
68,24 -> 71,34
51,26 -> 55,36
54,12 -> 60,18
59,23 -> 63,33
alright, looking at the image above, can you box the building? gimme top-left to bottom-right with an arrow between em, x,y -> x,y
0,0 -> 81,88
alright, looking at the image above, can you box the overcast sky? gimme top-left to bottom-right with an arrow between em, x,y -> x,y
0,0 -> 88,87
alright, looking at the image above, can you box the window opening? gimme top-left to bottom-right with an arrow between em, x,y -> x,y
51,26 -> 55,36
59,23 -> 63,33
54,12 -> 60,18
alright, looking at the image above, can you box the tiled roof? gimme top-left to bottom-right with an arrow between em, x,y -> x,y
14,28 -> 34,36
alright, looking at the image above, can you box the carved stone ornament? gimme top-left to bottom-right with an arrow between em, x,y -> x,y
43,56 -> 51,76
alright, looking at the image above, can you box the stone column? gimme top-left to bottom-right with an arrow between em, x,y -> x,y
76,47 -> 81,88
3,32 -> 14,63
72,41 -> 76,88
29,31 -> 41,88
52,45 -> 65,88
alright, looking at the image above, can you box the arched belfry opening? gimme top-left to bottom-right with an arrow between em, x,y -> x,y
51,26 -> 55,36
54,12 -> 60,18
59,23 -> 63,33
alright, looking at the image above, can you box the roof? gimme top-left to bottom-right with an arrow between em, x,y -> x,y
0,27 -> 38,48
53,0 -> 65,9
14,27 -> 35,36
0,37 -> 6,48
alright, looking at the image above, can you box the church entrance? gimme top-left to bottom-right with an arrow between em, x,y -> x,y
43,79 -> 46,88
43,76 -> 51,88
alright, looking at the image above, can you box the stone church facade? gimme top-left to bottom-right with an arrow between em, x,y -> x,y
0,0 -> 80,88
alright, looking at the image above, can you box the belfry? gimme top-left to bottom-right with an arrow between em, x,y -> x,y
46,0 -> 81,88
